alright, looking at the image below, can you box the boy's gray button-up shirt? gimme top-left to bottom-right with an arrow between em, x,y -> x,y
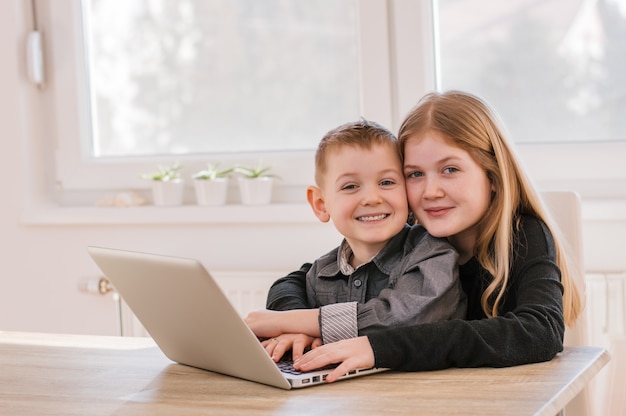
306,224 -> 466,344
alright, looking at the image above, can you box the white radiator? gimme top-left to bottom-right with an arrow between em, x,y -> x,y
584,271 -> 626,416
115,271 -> 626,340
115,271 -> 282,337
585,272 -> 626,347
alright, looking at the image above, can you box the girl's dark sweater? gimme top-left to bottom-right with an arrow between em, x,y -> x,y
266,215 -> 565,371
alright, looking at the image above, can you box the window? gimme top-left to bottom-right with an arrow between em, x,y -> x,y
85,0 -> 360,157
42,0 -> 404,200
35,0 -> 626,207
430,0 -> 626,198
437,0 -> 626,144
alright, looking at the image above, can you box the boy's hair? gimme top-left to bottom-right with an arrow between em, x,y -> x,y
315,119 -> 399,185
398,90 -> 582,326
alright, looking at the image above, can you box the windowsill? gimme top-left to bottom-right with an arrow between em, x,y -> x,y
19,197 -> 626,226
20,203 -> 318,225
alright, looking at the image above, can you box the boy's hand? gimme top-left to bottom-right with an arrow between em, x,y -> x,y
261,334 -> 323,362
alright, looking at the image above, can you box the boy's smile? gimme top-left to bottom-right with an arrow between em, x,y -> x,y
310,143 -> 408,267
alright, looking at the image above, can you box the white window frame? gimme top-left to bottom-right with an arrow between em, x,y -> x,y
388,1 -> 626,201
42,0 -> 412,198
38,0 -> 626,208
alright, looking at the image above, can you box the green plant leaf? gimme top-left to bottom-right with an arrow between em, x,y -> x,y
193,164 -> 234,180
141,162 -> 183,181
234,165 -> 277,178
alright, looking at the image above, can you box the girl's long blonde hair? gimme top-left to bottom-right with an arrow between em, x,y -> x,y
398,90 -> 582,326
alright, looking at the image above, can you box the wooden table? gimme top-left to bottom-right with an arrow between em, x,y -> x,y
0,331 -> 608,416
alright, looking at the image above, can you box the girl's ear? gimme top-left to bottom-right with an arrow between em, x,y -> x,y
307,186 -> 331,223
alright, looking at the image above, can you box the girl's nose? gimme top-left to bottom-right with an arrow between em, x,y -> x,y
423,176 -> 444,199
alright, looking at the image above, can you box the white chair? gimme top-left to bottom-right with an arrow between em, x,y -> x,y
540,191 -> 592,416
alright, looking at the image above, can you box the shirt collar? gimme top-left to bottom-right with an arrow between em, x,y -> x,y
325,224 -> 411,277
339,240 -> 368,275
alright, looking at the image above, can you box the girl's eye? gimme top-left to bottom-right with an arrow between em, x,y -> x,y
405,171 -> 423,179
443,167 -> 459,174
380,179 -> 396,187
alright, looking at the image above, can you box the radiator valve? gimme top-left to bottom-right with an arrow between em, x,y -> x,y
78,276 -> 113,295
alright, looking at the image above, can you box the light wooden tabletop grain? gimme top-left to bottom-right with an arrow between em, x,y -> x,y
0,331 -> 608,416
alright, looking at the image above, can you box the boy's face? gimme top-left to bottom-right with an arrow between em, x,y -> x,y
311,143 -> 408,258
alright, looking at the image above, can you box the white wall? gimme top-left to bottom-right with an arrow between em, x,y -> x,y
0,0 -> 342,335
1,0 -> 625,337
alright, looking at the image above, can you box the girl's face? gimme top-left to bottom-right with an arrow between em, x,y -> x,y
403,131 -> 492,262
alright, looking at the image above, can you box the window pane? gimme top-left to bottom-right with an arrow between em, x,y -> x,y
437,0 -> 626,143
84,0 -> 359,157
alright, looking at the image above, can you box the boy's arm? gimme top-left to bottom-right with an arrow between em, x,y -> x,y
245,309 -> 321,338
266,263 -> 312,310
355,235 -> 465,334
315,235 -> 464,342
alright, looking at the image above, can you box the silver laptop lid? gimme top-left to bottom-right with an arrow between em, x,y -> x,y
87,246 -> 292,389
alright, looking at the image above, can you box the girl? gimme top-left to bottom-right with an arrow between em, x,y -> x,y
265,90 -> 583,382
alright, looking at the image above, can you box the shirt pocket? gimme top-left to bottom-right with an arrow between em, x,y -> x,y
312,275 -> 350,306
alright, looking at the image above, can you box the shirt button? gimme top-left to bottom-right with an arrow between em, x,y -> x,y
353,279 -> 362,287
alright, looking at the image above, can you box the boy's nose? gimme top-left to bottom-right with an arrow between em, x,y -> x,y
361,186 -> 383,205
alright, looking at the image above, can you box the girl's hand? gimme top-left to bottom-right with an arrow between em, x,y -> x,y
293,336 -> 375,382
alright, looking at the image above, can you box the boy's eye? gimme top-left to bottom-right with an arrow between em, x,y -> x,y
380,179 -> 396,186
341,184 -> 358,191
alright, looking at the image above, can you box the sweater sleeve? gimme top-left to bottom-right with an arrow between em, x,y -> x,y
265,263 -> 312,310
368,217 -> 565,371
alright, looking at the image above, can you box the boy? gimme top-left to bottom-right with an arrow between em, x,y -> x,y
245,119 -> 466,361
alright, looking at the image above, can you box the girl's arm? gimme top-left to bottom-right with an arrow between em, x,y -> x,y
354,233 -> 465,334
316,229 -> 463,344
296,217 -> 565,373
367,217 -> 564,371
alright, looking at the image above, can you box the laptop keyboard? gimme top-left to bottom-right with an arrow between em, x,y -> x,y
276,360 -> 303,375
277,358 -> 338,375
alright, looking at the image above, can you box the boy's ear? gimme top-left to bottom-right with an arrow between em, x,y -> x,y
307,185 -> 331,223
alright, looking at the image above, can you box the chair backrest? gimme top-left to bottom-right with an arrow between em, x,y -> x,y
540,191 -> 589,346
540,191 -> 590,416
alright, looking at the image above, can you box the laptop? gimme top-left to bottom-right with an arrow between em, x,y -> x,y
87,246 -> 388,389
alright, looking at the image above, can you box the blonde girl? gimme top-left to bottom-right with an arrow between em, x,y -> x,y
267,91 -> 582,381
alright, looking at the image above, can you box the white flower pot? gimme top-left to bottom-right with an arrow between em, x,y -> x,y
238,177 -> 273,205
151,180 -> 184,206
194,178 -> 229,206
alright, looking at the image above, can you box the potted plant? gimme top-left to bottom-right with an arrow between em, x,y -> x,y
140,162 -> 185,206
234,164 -> 277,205
192,164 -> 234,206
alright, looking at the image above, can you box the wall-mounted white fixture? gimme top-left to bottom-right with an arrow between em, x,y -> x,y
26,30 -> 44,86
77,276 -> 112,295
